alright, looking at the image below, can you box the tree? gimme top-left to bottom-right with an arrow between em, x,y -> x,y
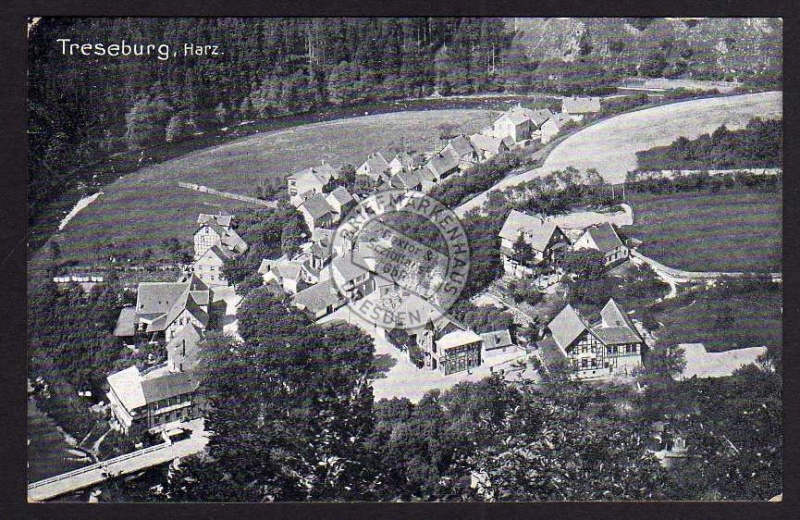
165,109 -> 198,143
124,94 -> 173,149
511,234 -> 537,266
642,343 -> 686,382
562,249 -> 605,281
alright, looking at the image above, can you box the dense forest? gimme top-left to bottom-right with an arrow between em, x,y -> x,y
28,17 -> 782,237
636,118 -> 783,171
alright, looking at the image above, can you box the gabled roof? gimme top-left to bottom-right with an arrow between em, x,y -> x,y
300,193 -> 336,220
537,336 -> 567,370
583,223 -> 624,253
136,282 -> 191,316
425,149 -> 460,178
326,186 -> 354,207
390,152 -> 415,170
390,170 -> 422,190
469,134 -> 505,154
107,365 -> 146,411
332,251 -> 370,283
542,112 -> 571,131
258,258 -> 304,281
198,245 -> 232,264
358,152 -> 391,175
141,370 -> 199,404
288,164 -> 336,185
166,323 -> 204,371
548,304 -> 590,351
499,210 -> 565,252
197,213 -> 232,228
562,96 -> 601,114
113,307 -> 138,337
291,280 -> 343,313
311,228 -> 334,245
598,299 -> 641,341
530,109 -> 554,127
197,223 -> 247,254
496,106 -> 534,126
445,135 -> 477,159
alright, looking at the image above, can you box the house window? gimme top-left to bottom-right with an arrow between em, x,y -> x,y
581,358 -> 588,369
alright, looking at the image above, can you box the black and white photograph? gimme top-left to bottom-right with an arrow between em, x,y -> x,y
24,16 -> 784,505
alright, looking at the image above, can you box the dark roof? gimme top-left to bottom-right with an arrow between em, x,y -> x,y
481,330 -> 514,350
141,370 -> 199,404
291,280 -> 344,313
584,223 -> 624,253
445,135 -> 476,159
300,193 -> 335,220
592,327 -> 642,345
425,150 -> 460,178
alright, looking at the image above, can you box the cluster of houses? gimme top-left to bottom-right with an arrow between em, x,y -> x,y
499,209 -> 634,280
498,208 -> 648,379
106,213 -> 247,435
285,96 -> 602,232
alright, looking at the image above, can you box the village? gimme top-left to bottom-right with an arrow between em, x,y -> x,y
92,94 -> 767,454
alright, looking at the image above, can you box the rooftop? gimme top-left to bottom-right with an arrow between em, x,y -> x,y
499,210 -> 565,252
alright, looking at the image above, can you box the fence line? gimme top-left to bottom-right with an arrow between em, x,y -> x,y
177,181 -> 277,208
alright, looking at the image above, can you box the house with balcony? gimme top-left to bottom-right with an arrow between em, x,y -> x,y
106,364 -> 204,435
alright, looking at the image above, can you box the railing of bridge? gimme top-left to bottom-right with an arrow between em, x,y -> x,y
28,441 -> 170,489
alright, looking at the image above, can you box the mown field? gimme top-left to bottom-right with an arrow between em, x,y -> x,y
49,109 -> 494,265
541,91 -> 782,183
626,188 -> 782,273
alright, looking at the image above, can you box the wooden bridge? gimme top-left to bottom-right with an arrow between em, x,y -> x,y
28,434 -> 207,502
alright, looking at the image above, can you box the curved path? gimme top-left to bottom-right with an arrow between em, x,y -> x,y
456,91 -> 782,216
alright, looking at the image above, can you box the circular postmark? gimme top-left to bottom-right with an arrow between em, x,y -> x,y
329,189 -> 470,331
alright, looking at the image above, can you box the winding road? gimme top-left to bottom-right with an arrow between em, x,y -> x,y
456,91 -> 782,216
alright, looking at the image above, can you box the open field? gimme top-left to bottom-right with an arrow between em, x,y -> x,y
541,91 -> 782,182
455,91 -> 782,216
50,109 -> 494,265
626,189 -> 781,273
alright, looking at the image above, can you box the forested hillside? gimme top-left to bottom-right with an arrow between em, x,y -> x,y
28,17 -> 782,231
